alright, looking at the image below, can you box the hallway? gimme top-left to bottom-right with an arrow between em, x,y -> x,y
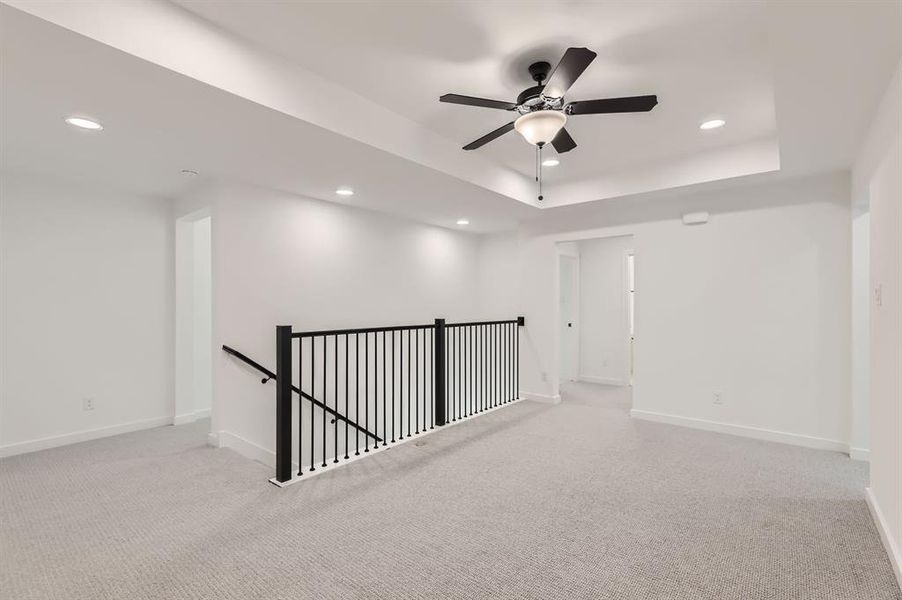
1,385 -> 897,599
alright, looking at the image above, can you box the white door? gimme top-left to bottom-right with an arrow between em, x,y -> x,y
559,254 -> 579,381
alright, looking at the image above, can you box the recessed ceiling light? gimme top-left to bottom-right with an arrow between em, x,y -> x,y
65,116 -> 103,130
456,219 -> 470,226
180,169 -> 199,177
700,118 -> 725,130
542,158 -> 560,167
335,188 -> 354,196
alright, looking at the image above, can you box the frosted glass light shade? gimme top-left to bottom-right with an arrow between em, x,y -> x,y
514,110 -> 567,145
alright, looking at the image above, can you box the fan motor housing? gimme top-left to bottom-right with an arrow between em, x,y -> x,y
517,85 -> 545,107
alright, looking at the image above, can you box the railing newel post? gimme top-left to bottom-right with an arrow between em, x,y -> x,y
434,318 -> 446,426
275,325 -> 293,483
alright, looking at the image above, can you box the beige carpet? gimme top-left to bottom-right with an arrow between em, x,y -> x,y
1,383 -> 899,599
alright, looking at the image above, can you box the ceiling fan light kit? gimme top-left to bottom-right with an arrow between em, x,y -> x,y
514,110 -> 567,146
440,46 -> 658,201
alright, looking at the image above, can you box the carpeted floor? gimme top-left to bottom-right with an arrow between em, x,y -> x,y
1,383 -> 899,599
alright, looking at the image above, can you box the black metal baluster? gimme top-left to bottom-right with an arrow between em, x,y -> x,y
470,326 -> 477,415
407,329 -> 411,437
507,323 -> 512,402
463,326 -> 468,417
391,331 -> 396,444
499,324 -> 503,404
516,318 -> 520,401
400,331 -> 405,441
429,327 -> 435,429
333,336 -> 338,463
480,325 -> 484,413
494,324 -> 498,407
503,324 -> 507,403
507,323 -> 514,402
452,327 -> 457,422
356,333 -> 360,456
445,326 -> 449,422
310,335 -> 316,472
298,337 -> 304,476
382,331 -> 386,448
417,329 -> 426,433
460,327 -> 470,419
344,335 -> 349,459
322,336 -> 327,468
415,328 -> 419,434
365,333 -> 370,453
467,326 -> 471,417
456,327 -> 460,421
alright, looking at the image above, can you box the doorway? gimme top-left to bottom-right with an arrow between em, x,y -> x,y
556,235 -> 635,395
175,211 -> 212,429
559,252 -> 580,382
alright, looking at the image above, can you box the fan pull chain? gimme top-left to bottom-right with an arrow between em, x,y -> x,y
535,145 -> 539,183
537,144 -> 544,201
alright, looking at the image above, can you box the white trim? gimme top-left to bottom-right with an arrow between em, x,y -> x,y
217,430 -> 278,468
520,391 -> 562,405
578,375 -> 629,387
270,398 -> 526,487
0,416 -> 172,458
849,447 -> 871,462
172,407 -> 211,426
629,409 -> 848,452
866,487 -> 902,590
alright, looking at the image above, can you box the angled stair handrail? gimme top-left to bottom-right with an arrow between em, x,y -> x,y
222,344 -> 382,442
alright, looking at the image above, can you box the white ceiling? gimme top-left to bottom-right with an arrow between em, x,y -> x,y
0,5 -> 535,232
172,0 -> 778,184
1,0 -> 901,230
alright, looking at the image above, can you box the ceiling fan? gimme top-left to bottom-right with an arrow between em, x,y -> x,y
440,47 -> 658,154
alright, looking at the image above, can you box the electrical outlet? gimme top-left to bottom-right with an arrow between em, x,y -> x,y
713,392 -> 723,406
541,372 -> 548,382
83,397 -> 95,411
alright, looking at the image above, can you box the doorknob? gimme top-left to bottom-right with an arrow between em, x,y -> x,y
568,323 -> 573,327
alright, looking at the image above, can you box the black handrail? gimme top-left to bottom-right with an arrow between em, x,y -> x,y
222,344 -> 382,442
292,323 -> 435,338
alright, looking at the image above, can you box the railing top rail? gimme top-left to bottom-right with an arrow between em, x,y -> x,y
446,319 -> 519,328
292,322 -> 435,338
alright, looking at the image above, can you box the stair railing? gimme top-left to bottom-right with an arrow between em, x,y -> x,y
270,316 -> 524,485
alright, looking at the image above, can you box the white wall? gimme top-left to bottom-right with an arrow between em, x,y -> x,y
850,209 -> 870,459
210,183 -> 484,465
855,56 -> 902,588
0,173 -> 173,455
577,235 -> 633,386
483,171 -> 852,448
174,212 -> 213,424
191,217 -> 212,414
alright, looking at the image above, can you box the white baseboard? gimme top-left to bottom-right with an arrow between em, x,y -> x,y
866,487 -> 902,590
0,416 -> 172,458
217,430 -> 277,468
629,409 -> 848,453
578,375 -> 629,387
850,447 -> 871,462
269,397 -> 525,487
173,407 -> 212,426
520,391 -> 561,404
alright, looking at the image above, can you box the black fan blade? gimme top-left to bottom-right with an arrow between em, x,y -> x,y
566,95 -> 658,115
551,128 -> 577,153
440,93 -> 518,111
462,121 -> 516,150
542,47 -> 597,99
